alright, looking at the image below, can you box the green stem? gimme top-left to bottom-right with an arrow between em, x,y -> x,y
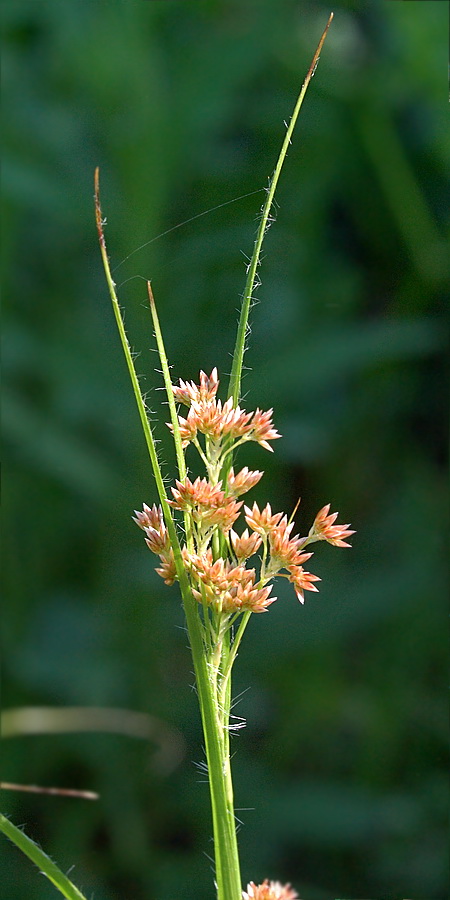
0,814 -> 87,900
220,612 -> 252,715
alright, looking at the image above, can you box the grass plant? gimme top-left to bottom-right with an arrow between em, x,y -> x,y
1,13 -> 355,900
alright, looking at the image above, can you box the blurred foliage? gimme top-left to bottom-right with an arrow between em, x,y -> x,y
2,1 -> 448,898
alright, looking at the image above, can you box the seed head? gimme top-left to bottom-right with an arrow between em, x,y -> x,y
169,476 -> 225,510
247,408 -> 281,451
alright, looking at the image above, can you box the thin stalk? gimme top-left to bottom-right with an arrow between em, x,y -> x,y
228,12 -> 334,406
96,171 -> 242,900
219,612 -> 252,714
0,814 -> 87,900
94,170 -> 174,532
146,281 -> 194,553
147,282 -> 186,483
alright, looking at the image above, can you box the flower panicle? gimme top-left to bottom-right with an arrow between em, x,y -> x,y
134,367 -> 354,613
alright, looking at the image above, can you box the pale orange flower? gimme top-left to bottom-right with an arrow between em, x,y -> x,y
243,880 -> 299,900
189,554 -> 250,591
155,549 -> 177,586
287,564 -> 321,604
172,368 -> 219,406
230,528 -> 262,561
246,408 -> 281,451
144,526 -> 169,556
200,497 -> 243,532
218,399 -> 254,438
310,504 -> 355,547
228,579 -> 276,614
169,369 -> 281,452
244,502 -> 283,535
227,466 -> 264,496
133,503 -> 164,532
195,398 -> 238,438
187,554 -> 275,614
168,406 -> 198,447
168,477 -> 225,510
269,517 -> 313,569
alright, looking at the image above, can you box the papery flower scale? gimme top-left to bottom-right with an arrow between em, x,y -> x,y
155,549 -> 177,586
168,406 -> 198,447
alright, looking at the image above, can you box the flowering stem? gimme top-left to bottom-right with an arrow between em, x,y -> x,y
95,17 -> 339,900
95,176 -> 242,899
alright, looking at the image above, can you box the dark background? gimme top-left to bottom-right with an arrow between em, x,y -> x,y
2,1 -> 448,898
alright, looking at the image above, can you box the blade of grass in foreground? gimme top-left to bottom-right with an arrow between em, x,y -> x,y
228,12 -> 334,406
0,813 -> 88,900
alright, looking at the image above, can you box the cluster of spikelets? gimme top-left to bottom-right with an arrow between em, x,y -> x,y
134,370 -> 353,615
242,880 -> 299,900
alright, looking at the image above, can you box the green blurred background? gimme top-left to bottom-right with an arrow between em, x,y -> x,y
2,1 -> 448,898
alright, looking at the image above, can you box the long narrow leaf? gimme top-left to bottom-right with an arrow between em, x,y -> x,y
228,12 -> 334,406
0,813 -> 88,900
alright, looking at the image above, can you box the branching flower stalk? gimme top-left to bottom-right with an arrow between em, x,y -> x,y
95,13 -> 349,900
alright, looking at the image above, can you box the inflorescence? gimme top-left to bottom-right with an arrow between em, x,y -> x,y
134,369 -> 353,617
242,880 -> 299,900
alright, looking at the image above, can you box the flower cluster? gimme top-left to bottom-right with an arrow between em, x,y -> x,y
134,370 -> 354,617
243,881 -> 299,900
168,367 -> 281,455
